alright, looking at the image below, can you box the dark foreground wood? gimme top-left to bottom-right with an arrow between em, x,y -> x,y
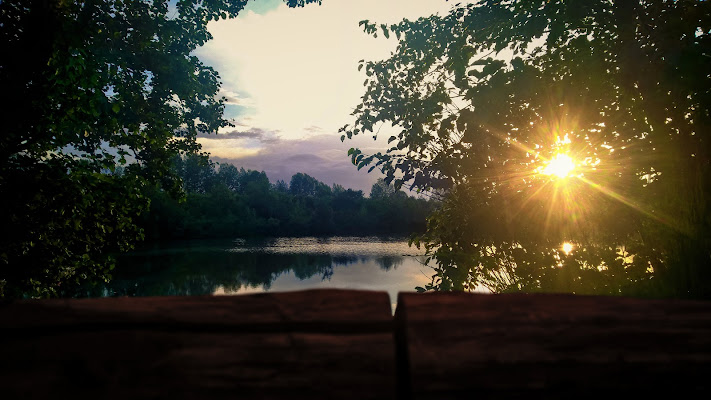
396,292 -> 711,398
1,290 -> 395,399
2,290 -> 710,399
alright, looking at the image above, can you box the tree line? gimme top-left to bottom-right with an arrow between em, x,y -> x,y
138,155 -> 436,240
4,0 -> 709,300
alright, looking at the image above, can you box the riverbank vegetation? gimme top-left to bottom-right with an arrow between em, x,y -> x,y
343,1 -> 711,299
0,0 -> 322,299
139,155 -> 436,240
4,0 -> 709,301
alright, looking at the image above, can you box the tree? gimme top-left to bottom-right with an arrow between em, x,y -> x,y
217,163 -> 242,192
0,0 -> 321,298
369,178 -> 404,199
176,154 -> 218,194
274,179 -> 289,193
289,172 -> 331,197
343,1 -> 711,297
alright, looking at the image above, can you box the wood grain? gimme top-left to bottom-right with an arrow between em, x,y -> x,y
395,292 -> 711,399
0,289 -> 395,400
3,290 -> 711,399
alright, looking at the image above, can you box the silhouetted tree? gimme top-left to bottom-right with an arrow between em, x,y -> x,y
344,0 -> 711,297
289,172 -> 331,197
0,0 -> 321,298
369,178 -> 399,199
217,164 -> 242,192
176,154 -> 217,194
274,179 -> 289,193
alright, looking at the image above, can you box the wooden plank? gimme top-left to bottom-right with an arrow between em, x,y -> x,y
3,289 -> 392,330
395,292 -> 711,398
0,290 -> 395,399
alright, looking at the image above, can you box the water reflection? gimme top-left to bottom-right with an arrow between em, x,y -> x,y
227,236 -> 423,257
76,237 -> 434,309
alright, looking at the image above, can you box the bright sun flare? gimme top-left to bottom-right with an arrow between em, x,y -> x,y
561,242 -> 574,255
542,153 -> 576,178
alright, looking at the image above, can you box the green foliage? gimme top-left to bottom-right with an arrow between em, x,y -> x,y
0,0 -> 321,298
0,155 -> 148,298
290,172 -> 331,197
344,0 -> 711,298
140,158 -> 436,239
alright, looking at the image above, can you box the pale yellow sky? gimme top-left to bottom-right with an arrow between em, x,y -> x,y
194,0 -> 458,192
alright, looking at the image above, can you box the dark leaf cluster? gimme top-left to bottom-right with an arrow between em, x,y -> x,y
345,0 -> 711,298
0,0 -> 321,298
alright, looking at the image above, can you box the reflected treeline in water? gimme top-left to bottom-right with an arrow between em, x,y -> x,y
420,240 -> 666,297
73,239 -> 409,298
373,256 -> 404,272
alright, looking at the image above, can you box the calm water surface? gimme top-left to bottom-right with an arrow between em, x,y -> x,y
90,237 -> 441,310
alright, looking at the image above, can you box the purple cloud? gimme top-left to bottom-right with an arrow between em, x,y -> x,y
211,134 -> 384,193
198,127 -> 281,144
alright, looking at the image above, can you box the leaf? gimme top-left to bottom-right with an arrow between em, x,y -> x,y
381,24 -> 390,39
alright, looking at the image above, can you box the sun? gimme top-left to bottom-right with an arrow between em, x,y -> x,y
561,242 -> 574,255
542,153 -> 576,178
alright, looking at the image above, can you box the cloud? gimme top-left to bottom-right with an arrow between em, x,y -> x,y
304,125 -> 323,133
283,153 -> 327,163
198,139 -> 262,158
210,133 -> 386,193
218,88 -> 254,106
194,0 -> 459,192
198,127 -> 281,143
196,0 -> 454,140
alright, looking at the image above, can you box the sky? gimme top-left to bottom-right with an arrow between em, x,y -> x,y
194,0 -> 456,193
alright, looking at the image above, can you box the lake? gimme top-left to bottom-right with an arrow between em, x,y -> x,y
84,236 -> 451,311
